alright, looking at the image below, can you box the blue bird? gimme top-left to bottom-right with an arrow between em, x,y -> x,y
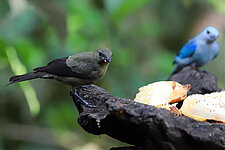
172,26 -> 220,74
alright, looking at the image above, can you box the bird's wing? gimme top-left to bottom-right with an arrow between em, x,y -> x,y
176,40 -> 197,59
173,40 -> 197,65
177,41 -> 197,58
67,55 -> 96,77
33,56 -> 95,79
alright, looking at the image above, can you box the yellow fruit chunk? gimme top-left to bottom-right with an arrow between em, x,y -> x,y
134,81 -> 190,109
180,91 -> 225,123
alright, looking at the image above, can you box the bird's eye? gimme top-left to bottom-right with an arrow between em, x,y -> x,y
99,52 -> 104,57
207,30 -> 210,34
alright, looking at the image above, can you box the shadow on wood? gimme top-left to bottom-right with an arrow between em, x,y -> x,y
71,66 -> 225,150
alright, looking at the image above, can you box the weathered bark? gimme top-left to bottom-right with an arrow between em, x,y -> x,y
71,66 -> 225,150
168,66 -> 221,95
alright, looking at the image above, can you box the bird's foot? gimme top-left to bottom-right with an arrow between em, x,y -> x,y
191,63 -> 197,70
70,91 -> 97,108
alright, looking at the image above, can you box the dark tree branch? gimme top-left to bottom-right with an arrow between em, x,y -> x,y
168,66 -> 221,95
71,66 -> 225,150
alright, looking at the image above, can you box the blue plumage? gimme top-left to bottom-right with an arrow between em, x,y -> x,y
176,41 -> 197,59
172,26 -> 220,74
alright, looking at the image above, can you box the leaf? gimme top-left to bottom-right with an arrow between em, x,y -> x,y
6,47 -> 40,116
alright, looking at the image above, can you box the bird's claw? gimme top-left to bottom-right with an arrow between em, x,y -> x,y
191,63 -> 197,69
84,103 -> 97,108
71,90 -> 97,108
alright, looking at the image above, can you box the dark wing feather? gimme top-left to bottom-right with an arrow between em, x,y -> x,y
33,56 -> 96,79
34,57 -> 81,77
66,54 -> 97,79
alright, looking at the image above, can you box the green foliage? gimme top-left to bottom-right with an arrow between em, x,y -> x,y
0,0 -> 224,149
0,8 -> 39,43
0,0 -> 9,19
106,0 -> 153,24
209,0 -> 225,13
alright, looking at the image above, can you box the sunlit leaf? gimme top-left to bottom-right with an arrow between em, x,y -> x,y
6,47 -> 40,116
14,38 -> 46,68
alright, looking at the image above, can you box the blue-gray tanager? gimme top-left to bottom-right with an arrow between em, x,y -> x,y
172,26 -> 220,74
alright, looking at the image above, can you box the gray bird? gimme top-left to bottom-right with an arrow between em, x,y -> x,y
8,47 -> 112,107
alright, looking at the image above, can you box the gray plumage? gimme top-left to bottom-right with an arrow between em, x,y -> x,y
8,47 -> 112,87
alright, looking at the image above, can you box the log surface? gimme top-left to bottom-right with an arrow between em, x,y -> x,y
71,66 -> 225,150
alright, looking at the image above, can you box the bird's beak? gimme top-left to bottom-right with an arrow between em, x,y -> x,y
104,56 -> 111,63
209,35 -> 216,41
207,35 -> 217,43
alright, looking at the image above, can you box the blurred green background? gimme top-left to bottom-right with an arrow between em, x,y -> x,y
0,0 -> 224,149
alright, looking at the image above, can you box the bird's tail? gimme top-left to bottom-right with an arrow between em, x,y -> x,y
170,65 -> 182,77
7,72 -> 40,85
170,68 -> 177,77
